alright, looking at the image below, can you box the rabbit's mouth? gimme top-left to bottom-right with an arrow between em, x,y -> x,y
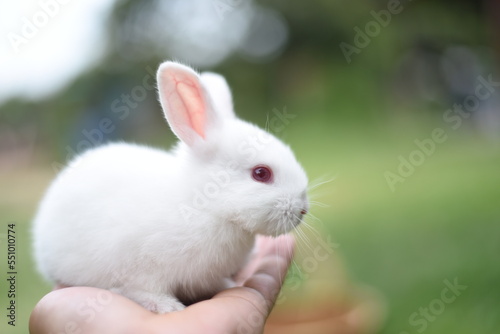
270,197 -> 308,235
292,212 -> 305,227
290,209 -> 307,229
229,195 -> 308,236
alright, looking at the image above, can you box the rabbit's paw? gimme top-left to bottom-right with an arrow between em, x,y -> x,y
145,295 -> 186,313
116,288 -> 185,313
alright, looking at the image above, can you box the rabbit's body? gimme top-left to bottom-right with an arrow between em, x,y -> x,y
34,143 -> 254,310
33,62 -> 308,313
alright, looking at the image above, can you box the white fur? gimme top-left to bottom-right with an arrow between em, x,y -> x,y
32,61 -> 308,313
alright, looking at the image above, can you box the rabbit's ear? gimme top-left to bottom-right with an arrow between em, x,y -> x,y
157,62 -> 219,146
200,72 -> 235,119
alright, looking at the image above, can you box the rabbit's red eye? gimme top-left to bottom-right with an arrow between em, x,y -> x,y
252,165 -> 273,183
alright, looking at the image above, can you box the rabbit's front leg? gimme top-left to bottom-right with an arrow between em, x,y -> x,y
113,288 -> 185,313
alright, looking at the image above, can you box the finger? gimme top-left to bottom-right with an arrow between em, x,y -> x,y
234,234 -> 295,285
242,234 -> 295,310
233,235 -> 271,284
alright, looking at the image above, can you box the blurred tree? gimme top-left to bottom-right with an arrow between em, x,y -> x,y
0,0 -> 494,160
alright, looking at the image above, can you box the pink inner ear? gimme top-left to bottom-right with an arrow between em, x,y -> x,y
176,81 -> 206,138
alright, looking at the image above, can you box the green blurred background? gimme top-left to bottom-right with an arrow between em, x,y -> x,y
1,0 -> 499,333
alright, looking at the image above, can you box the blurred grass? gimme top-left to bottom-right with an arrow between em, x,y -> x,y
1,117 -> 499,333
0,167 -> 52,334
288,121 -> 500,333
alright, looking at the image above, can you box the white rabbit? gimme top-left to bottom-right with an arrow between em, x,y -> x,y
32,61 -> 309,313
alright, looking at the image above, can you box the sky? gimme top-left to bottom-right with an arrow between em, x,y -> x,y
0,0 -> 117,103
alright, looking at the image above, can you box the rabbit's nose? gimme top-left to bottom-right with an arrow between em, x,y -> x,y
300,209 -> 307,215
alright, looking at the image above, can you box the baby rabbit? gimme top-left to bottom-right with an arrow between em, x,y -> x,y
33,61 -> 309,313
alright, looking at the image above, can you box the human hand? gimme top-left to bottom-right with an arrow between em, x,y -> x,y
29,235 -> 295,334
